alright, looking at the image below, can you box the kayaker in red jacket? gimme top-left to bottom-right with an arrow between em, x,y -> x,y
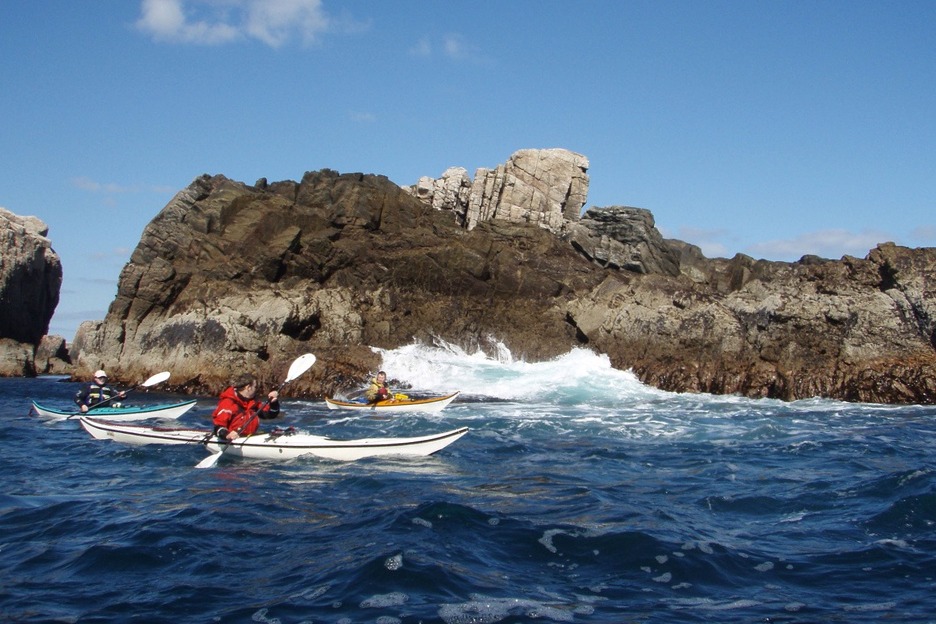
212,373 -> 279,441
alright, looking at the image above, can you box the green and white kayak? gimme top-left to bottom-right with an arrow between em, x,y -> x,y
32,399 -> 198,421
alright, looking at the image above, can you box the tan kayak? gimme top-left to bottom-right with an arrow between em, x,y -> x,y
324,392 -> 459,413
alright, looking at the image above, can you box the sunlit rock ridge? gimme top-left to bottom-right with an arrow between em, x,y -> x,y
72,149 -> 936,404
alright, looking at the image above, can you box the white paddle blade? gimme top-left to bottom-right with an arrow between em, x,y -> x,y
195,451 -> 223,469
141,371 -> 171,387
285,353 -> 316,383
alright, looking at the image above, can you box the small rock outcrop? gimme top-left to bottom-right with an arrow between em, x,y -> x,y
0,207 -> 66,376
566,206 -> 681,276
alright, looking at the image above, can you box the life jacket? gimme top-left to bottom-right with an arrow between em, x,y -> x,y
76,382 -> 116,406
366,378 -> 390,402
212,386 -> 262,436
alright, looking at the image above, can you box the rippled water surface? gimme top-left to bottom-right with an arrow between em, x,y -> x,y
3,346 -> 935,623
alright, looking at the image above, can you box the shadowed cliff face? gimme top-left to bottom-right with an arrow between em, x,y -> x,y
0,208 -> 66,376
72,169 -> 936,404
0,209 -> 61,344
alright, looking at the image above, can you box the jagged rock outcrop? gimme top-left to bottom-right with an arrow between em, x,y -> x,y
566,206 -> 681,276
34,335 -> 71,375
72,151 -> 936,404
409,148 -> 590,232
0,207 -> 66,376
566,245 -> 936,403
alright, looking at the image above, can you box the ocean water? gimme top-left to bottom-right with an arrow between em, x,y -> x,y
3,343 -> 935,623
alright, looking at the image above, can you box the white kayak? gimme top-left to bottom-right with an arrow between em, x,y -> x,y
324,391 -> 459,413
78,417 -> 469,462
32,399 -> 198,421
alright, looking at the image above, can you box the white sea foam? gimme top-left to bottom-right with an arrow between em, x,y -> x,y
360,591 -> 408,608
374,340 -> 664,403
361,340 -> 926,444
439,594 -> 576,623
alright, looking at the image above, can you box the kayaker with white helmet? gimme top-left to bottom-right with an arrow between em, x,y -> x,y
75,370 -> 127,413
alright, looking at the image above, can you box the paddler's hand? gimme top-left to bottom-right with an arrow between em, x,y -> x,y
216,427 -> 239,441
267,390 -> 279,402
80,404 -> 89,413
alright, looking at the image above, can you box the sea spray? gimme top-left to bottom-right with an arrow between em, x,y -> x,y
373,341 -> 656,405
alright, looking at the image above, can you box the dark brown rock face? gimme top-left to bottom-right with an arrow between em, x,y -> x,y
73,167 -> 936,404
73,171 -> 603,396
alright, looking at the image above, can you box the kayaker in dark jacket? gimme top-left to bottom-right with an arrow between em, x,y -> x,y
75,369 -> 127,413
212,373 -> 280,441
365,371 -> 393,403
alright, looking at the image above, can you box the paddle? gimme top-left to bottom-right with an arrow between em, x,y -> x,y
70,371 -> 171,418
195,353 -> 317,469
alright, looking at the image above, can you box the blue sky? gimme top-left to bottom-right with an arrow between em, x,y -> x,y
2,1 -> 934,341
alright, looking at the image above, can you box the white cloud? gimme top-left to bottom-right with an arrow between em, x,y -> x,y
136,0 -> 330,47
668,225 -> 733,259
666,224 -> 900,261
244,0 -> 329,47
70,177 -> 175,196
350,111 -> 376,123
136,0 -> 240,44
409,33 -> 483,61
409,37 -> 431,57
442,33 -> 468,58
910,224 -> 936,243
745,229 -> 893,261
71,177 -> 136,194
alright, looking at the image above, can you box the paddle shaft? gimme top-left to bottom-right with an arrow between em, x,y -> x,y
82,390 -> 128,412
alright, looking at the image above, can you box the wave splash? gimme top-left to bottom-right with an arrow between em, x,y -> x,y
372,340 -> 663,404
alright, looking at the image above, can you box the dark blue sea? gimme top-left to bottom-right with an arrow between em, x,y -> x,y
3,345 -> 935,623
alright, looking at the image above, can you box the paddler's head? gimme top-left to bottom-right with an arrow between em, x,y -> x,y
233,373 -> 258,399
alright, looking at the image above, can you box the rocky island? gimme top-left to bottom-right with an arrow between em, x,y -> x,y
3,149 -> 935,403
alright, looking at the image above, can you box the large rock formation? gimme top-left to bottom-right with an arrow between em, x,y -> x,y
409,148 -> 590,232
0,207 -> 66,376
72,166 -> 603,397
72,150 -> 936,404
